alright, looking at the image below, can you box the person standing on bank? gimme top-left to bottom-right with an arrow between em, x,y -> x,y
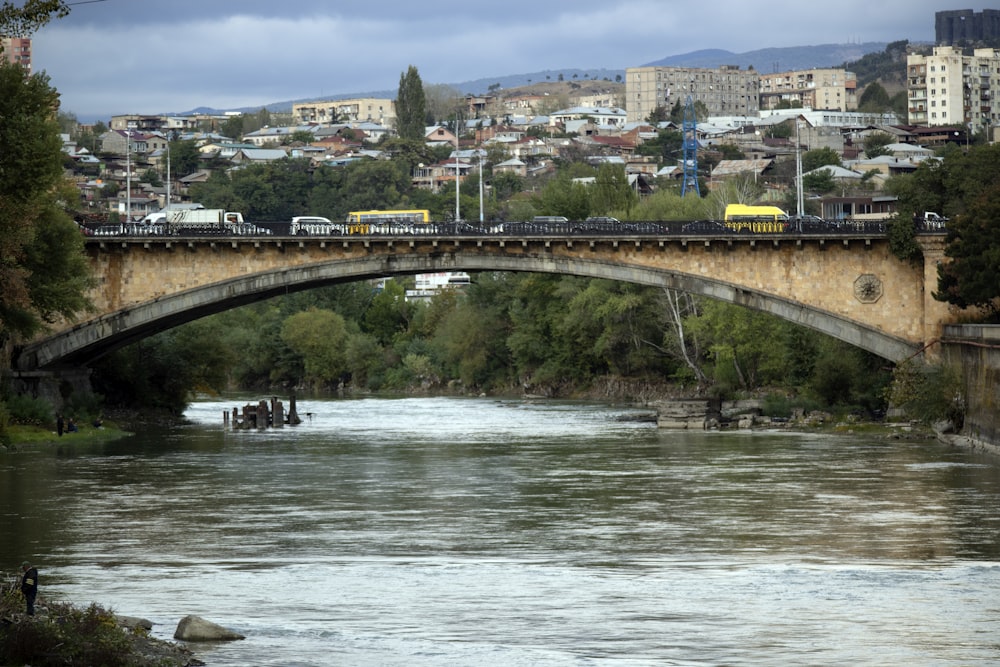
21,561 -> 38,616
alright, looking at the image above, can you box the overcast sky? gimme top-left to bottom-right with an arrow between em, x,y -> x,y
30,0 -> 976,122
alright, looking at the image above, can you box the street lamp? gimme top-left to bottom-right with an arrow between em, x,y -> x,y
124,129 -> 131,223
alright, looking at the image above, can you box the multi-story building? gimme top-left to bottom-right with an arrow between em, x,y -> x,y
1,36 -> 32,72
625,65 -> 758,123
907,46 -> 1000,131
292,98 -> 395,126
759,68 -> 857,111
936,9 -> 1000,45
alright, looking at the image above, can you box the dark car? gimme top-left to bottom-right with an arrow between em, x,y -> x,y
681,220 -> 728,234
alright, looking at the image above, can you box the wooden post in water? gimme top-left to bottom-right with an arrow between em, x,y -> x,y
287,393 -> 301,425
272,397 -> 285,428
257,400 -> 268,430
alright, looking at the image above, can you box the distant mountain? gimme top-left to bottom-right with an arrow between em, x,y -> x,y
174,43 -> 889,117
643,42 -> 888,72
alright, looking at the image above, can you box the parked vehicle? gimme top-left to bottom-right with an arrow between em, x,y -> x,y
164,209 -> 248,235
290,216 -> 345,235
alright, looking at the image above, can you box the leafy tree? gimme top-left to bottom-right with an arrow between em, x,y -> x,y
364,280 -> 414,346
0,59 -> 90,344
590,164 -> 637,216
281,308 -> 349,388
635,128 -> 682,162
863,132 -> 894,159
801,147 -> 841,173
935,178 -> 1000,318
169,139 -> 201,176
858,82 -> 891,112
220,114 -> 245,140
0,0 -> 68,37
288,130 -> 315,145
396,65 -> 427,141
140,168 -> 162,187
802,169 -> 837,194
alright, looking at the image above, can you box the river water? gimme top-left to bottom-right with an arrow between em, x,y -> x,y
3,396 -> 1000,666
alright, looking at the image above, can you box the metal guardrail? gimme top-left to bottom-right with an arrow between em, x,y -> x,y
82,219 -> 947,239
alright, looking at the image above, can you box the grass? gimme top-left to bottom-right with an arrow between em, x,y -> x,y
5,421 -> 132,448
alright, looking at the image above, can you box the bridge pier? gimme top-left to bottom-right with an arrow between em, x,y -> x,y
7,368 -> 93,413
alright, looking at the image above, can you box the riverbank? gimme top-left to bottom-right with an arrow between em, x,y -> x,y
2,420 -> 132,451
0,597 -> 201,666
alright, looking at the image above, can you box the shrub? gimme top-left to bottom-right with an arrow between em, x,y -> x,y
4,394 -> 54,427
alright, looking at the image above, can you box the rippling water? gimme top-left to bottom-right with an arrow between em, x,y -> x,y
3,397 -> 1000,665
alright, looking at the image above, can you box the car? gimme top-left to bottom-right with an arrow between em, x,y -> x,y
681,220 -> 728,234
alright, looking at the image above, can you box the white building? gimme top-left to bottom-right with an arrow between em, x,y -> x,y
907,46 -> 1000,131
405,272 -> 471,302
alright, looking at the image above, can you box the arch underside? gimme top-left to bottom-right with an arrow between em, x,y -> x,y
16,253 -> 921,371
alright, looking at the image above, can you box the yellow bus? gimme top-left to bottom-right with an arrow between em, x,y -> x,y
346,209 -> 431,234
723,204 -> 789,233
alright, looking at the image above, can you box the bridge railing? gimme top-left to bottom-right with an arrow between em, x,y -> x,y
78,218 -> 945,239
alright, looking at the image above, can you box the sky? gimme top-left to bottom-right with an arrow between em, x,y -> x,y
26,0 -> 982,122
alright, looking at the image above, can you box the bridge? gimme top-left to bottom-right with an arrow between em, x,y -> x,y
12,225 -> 955,379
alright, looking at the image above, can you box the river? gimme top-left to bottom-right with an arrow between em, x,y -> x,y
3,396 -> 1000,666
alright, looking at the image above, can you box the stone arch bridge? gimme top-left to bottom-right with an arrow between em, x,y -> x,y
13,230 -> 954,378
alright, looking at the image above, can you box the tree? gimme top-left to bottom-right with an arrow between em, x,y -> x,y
281,308 -> 349,388
801,147 -> 841,173
169,139 -> 201,175
396,65 -> 427,141
863,132 -> 894,159
0,59 -> 91,345
590,164 -> 637,216
858,82 -> 891,112
0,0 -> 68,37
935,176 -> 1000,318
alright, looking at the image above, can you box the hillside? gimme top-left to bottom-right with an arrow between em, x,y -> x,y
206,42 -> 895,116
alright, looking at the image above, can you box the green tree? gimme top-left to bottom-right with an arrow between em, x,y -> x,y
802,169 -> 837,194
863,131 -> 894,159
169,139 -> 201,175
364,280 -> 414,346
935,178 -> 1000,318
858,82 -> 891,112
590,164 -> 637,216
396,65 -> 427,141
0,59 -> 91,344
801,147 -> 841,173
281,308 -> 349,388
220,114 -> 245,140
0,0 -> 68,37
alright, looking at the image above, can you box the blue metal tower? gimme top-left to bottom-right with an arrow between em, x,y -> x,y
681,95 -> 700,197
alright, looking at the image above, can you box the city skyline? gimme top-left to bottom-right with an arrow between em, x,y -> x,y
25,0 -> 984,121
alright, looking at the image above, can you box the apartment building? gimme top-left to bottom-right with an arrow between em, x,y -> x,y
293,98 -> 395,126
907,46 -> 1000,131
1,36 -> 32,72
759,68 -> 857,111
625,65 -> 758,123
936,9 -> 1000,45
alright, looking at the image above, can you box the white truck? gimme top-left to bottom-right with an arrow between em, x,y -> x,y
289,216 -> 345,235
164,208 -> 250,235
922,211 -> 947,228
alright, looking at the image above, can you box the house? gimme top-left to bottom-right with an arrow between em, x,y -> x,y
711,158 -> 774,181
493,158 -> 527,177
549,106 -> 627,129
425,125 -> 459,146
230,148 -> 288,164
100,130 -> 168,156
412,158 -> 474,192
820,195 -> 899,221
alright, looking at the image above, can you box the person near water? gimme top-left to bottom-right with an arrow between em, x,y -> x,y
21,561 -> 38,616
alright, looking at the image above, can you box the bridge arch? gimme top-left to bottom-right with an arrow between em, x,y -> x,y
16,248 -> 922,371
